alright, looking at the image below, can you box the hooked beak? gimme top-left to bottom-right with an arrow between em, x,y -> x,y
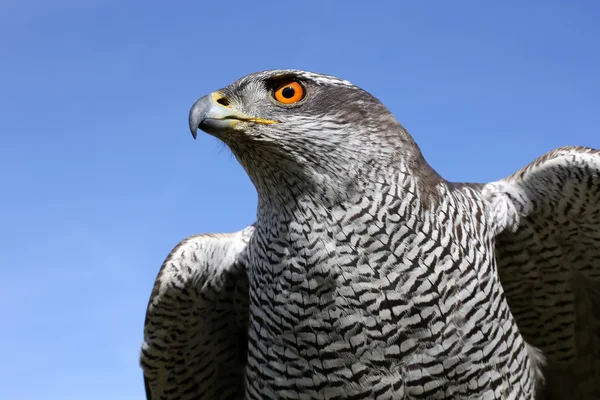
188,92 -> 278,139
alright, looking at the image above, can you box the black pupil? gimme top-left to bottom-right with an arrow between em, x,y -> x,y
281,86 -> 295,99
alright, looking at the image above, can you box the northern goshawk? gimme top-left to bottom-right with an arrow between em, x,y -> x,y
141,70 -> 600,399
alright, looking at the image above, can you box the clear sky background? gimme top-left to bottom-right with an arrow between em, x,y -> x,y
1,1 -> 598,399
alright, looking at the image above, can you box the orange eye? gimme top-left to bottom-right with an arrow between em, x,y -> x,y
273,81 -> 305,104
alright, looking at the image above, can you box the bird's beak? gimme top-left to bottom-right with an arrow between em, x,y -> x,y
188,92 -> 278,139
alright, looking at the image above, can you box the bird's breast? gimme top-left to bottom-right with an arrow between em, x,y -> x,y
243,188 -> 524,398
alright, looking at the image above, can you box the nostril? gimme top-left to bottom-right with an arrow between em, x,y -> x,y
216,97 -> 231,107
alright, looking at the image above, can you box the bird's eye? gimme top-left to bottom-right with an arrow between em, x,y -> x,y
273,81 -> 305,104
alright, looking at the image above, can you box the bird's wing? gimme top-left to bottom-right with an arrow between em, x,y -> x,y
479,146 -> 600,398
140,225 -> 254,400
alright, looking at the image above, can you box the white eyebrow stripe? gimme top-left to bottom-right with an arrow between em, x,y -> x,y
280,70 -> 355,87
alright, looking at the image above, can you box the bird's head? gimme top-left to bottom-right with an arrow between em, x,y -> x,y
189,69 -> 432,204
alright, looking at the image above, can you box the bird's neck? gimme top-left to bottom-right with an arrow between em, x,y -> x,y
252,151 -> 443,219
250,160 -> 446,281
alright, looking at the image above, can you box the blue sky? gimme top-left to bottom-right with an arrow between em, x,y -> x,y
1,1 -> 598,399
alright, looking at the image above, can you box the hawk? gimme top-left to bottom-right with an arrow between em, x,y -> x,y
141,69 -> 600,399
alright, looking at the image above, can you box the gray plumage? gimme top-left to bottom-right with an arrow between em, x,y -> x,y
141,69 -> 600,399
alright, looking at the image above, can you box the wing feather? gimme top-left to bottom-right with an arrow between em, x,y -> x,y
140,225 -> 254,400
482,146 -> 600,399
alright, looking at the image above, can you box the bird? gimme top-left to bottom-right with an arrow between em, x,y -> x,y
140,69 -> 600,399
